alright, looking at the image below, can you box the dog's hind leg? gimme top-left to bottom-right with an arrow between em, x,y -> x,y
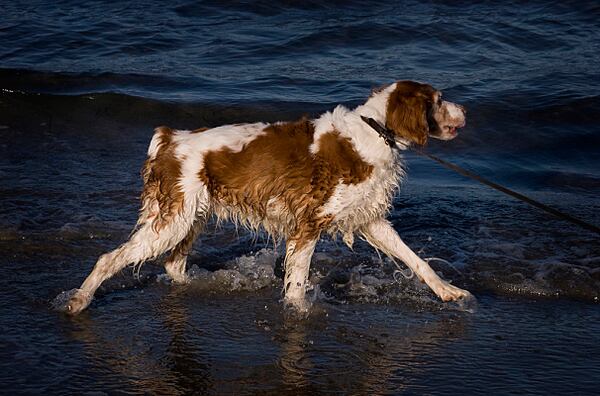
360,219 -> 472,302
62,126 -> 212,314
65,206 -> 198,315
164,217 -> 206,283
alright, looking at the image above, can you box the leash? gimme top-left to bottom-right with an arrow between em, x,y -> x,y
360,116 -> 600,237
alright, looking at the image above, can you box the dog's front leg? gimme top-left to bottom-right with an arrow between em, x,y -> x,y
283,237 -> 318,312
360,219 -> 471,302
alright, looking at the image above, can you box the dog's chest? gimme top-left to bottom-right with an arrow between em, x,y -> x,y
320,159 -> 403,233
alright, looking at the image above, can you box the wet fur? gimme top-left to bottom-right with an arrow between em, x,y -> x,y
64,80 -> 471,315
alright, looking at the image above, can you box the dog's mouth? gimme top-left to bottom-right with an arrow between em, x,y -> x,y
433,120 -> 465,140
444,123 -> 461,137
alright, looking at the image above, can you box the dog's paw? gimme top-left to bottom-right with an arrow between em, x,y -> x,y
53,288 -> 92,315
435,282 -> 472,303
169,272 -> 191,285
283,297 -> 312,319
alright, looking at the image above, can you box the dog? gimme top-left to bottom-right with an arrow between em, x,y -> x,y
64,80 -> 470,314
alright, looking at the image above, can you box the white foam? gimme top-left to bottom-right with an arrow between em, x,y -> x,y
185,248 -> 279,292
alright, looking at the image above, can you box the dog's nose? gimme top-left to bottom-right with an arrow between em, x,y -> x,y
458,104 -> 467,115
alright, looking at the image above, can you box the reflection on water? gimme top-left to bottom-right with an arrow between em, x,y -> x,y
64,280 -> 472,394
277,308 -> 469,394
56,286 -> 599,394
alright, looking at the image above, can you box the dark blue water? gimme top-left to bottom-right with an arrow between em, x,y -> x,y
1,1 -> 599,394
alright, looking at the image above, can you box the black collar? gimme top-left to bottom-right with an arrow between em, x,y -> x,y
360,115 -> 398,150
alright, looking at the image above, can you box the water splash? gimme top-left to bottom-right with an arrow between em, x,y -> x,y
185,248 -> 280,292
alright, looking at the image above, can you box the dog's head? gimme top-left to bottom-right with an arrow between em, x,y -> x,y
385,81 -> 466,146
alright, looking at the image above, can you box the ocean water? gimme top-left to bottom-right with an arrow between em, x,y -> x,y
1,1 -> 599,394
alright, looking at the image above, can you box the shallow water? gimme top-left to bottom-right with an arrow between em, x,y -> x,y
1,1 -> 600,394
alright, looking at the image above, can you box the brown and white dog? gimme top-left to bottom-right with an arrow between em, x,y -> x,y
65,80 -> 470,314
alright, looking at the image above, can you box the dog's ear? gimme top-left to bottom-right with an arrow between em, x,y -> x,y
385,83 -> 431,146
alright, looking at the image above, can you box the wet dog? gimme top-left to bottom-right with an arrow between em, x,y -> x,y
64,80 -> 470,314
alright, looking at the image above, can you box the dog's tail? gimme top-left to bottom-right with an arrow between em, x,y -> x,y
146,126 -> 173,162
138,126 -> 185,233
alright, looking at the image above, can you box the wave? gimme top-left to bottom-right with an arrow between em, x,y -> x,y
3,66 -> 600,103
3,68 -> 600,123
0,68 -> 208,100
0,86 -> 331,137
